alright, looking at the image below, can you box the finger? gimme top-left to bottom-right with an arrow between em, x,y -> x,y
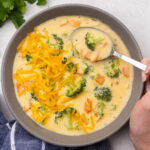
142,58 -> 150,65
145,65 -> 150,75
140,89 -> 150,111
145,80 -> 150,92
141,66 -> 150,82
141,59 -> 150,82
142,71 -> 147,82
143,65 -> 150,82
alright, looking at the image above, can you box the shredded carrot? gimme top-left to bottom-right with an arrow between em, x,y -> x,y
84,98 -> 92,113
23,107 -> 29,112
60,20 -> 80,28
97,117 -> 102,123
116,80 -> 119,85
80,49 -> 86,59
76,73 -> 83,76
95,75 -> 105,85
122,67 -> 129,77
60,21 -> 70,27
70,19 -> 80,27
16,83 -> 22,92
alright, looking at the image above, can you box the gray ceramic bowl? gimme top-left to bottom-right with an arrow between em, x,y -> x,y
1,4 -> 143,147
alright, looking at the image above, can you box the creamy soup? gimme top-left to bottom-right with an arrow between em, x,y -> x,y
72,27 -> 112,61
13,16 -> 133,135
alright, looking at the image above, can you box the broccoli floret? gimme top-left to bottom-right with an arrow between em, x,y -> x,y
94,86 -> 112,102
52,34 -> 64,50
83,64 -> 89,74
26,54 -> 32,62
104,58 -> 120,78
55,111 -> 64,123
94,102 -> 105,117
47,34 -> 64,56
78,62 -> 90,75
64,107 -> 76,129
37,106 -> 49,125
82,62 -> 89,75
85,32 -> 104,51
55,107 -> 77,129
85,32 -> 95,51
66,77 -> 86,97
67,62 -> 74,71
62,57 -> 67,64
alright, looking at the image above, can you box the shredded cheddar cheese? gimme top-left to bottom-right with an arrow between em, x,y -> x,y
13,29 -> 96,134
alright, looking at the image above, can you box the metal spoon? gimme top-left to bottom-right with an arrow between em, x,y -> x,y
70,27 -> 147,71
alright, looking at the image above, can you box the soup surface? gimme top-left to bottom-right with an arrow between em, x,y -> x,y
13,16 -> 133,135
72,27 -> 112,61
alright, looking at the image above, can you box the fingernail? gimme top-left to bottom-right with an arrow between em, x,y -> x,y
145,66 -> 150,74
142,73 -> 146,82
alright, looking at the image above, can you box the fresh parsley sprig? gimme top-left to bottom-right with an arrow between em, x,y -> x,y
0,0 -> 47,29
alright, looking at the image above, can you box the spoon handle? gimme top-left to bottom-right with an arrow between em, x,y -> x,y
113,51 -> 147,71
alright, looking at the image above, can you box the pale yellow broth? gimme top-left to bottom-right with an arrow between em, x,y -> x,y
13,16 -> 133,135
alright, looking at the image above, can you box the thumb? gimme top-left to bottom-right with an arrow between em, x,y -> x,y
142,65 -> 150,82
145,80 -> 150,92
140,89 -> 150,111
130,89 -> 150,135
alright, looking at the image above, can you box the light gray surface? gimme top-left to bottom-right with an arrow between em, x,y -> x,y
0,0 -> 150,149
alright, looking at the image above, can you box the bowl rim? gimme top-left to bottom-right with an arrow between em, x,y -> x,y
1,3 -> 143,147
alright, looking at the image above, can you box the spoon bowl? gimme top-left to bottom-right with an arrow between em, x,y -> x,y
71,27 -> 147,71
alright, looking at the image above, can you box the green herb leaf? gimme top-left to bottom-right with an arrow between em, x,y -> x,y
9,10 -> 25,29
90,75 -> 95,80
0,2 -> 9,22
67,63 -> 74,72
26,54 -> 32,61
62,57 -> 67,64
41,119 -> 45,125
37,0 -> 47,6
0,0 -> 47,29
31,93 -> 38,101
110,104 -> 117,111
97,102 -> 105,117
27,0 -> 36,4
14,0 -> 26,14
0,20 -> 4,27
1,0 -> 14,11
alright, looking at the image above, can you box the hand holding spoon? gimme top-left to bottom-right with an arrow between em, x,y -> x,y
70,27 -> 147,71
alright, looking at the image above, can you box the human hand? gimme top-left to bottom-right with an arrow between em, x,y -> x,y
130,58 -> 150,150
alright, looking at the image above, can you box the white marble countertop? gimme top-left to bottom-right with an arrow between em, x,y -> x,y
0,0 -> 150,149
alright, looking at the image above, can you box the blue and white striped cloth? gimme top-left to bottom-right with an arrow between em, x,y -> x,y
0,111 -> 110,150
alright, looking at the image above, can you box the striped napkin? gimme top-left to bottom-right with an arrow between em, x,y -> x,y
0,111 -> 110,150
